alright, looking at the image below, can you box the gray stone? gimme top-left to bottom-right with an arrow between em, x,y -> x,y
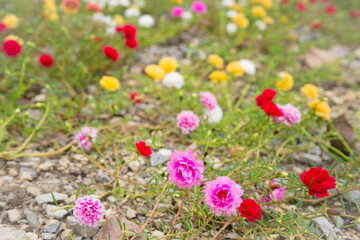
60,229 -> 74,240
27,186 -> 41,196
0,159 -> 5,169
308,206 -> 337,240
20,157 -> 41,167
19,172 -> 33,181
343,190 -> 360,204
0,226 -> 28,240
66,216 -> 99,237
96,171 -> 110,183
38,161 -> 54,171
8,209 -> 22,222
331,216 -> 345,228
25,210 -> 40,227
46,205 -> 68,220
19,167 -> 37,179
157,203 -> 172,211
150,149 -> 172,166
126,208 -> 137,219
36,193 -> 68,204
44,221 -> 60,233
25,232 -> 38,240
42,233 -> 55,240
291,153 -> 322,165
308,146 -> 321,156
209,156 -> 223,169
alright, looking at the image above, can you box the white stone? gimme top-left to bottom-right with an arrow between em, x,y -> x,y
8,209 -> 22,222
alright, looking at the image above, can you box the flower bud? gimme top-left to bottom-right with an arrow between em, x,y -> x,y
279,171 -> 288,178
14,108 -> 21,113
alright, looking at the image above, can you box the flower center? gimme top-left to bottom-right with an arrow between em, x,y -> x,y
216,189 -> 228,201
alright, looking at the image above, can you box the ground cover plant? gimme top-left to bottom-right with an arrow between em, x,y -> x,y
1,0 -> 360,239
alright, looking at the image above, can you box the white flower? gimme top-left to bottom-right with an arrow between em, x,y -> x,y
92,12 -> 105,22
226,22 -> 238,35
221,0 -> 235,7
118,0 -> 131,7
108,0 -> 121,7
182,11 -> 193,21
204,106 -> 223,124
238,59 -> 256,76
138,14 -> 155,28
134,0 -> 146,8
226,10 -> 238,18
125,7 -> 140,18
162,72 -> 184,89
254,20 -> 267,31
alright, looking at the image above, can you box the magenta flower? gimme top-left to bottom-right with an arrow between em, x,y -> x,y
204,176 -> 243,216
176,110 -> 199,134
191,1 -> 207,14
74,127 -> 98,150
167,150 -> 205,188
271,104 -> 301,126
172,6 -> 184,18
200,91 -> 217,111
261,186 -> 286,204
73,195 -> 105,226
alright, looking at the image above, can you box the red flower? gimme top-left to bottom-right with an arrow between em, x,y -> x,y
238,198 -> 262,222
325,5 -> 336,15
300,167 -> 336,198
0,22 -> 7,32
297,3 -> 306,11
117,24 -> 137,39
86,2 -> 101,12
256,89 -> 277,107
125,38 -> 138,49
350,10 -> 360,18
135,141 -> 152,157
261,101 -> 283,117
103,46 -> 119,61
93,36 -> 102,42
39,54 -> 54,67
130,92 -> 141,104
2,40 -> 22,57
282,0 -> 289,4
311,21 -> 322,29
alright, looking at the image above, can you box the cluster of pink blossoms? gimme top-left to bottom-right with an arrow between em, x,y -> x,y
200,91 -> 223,124
74,127 -> 98,150
73,195 -> 105,226
271,104 -> 301,126
176,110 -> 200,134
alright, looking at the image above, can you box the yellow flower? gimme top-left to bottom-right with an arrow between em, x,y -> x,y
100,76 -> 120,92
251,0 -> 261,4
309,100 -> 331,121
43,0 -> 58,20
231,4 -> 243,12
226,62 -> 245,76
276,72 -> 294,91
262,0 -> 272,9
145,64 -> 166,81
208,54 -> 224,69
252,6 -> 267,18
231,13 -> 249,29
263,16 -> 274,25
280,16 -> 288,24
209,71 -> 228,83
2,14 -> 18,29
159,57 -> 178,73
114,15 -> 124,26
172,0 -> 183,4
4,35 -> 24,46
301,84 -> 319,99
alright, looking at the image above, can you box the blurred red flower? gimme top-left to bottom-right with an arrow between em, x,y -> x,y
39,54 -> 54,67
2,40 -> 22,57
103,46 -> 119,61
135,141 -> 152,157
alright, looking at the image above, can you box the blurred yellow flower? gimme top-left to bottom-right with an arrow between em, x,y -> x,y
172,0 -> 183,4
145,64 -> 166,81
61,0 -> 80,14
280,16 -> 288,24
2,14 -> 18,29
209,71 -> 228,83
231,4 -> 243,12
263,16 -> 274,25
208,54 -> 224,69
309,100 -> 331,120
100,76 -> 120,92
251,0 -> 261,4
226,62 -> 245,76
231,13 -> 249,29
43,0 -> 58,20
252,6 -> 267,18
262,0 -> 272,9
276,72 -> 294,91
159,57 -> 178,73
114,15 -> 124,26
301,84 -> 319,99
4,35 -> 24,46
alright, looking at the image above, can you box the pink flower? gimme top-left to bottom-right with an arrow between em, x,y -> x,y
86,2 -> 101,12
297,3 -> 306,11
172,7 -> 184,18
167,150 -> 205,189
176,110 -> 199,134
191,1 -> 207,14
262,187 -> 286,204
271,104 -> 301,126
200,91 -> 217,111
204,176 -> 243,216
74,127 -> 98,150
325,5 -> 336,15
73,195 -> 105,226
